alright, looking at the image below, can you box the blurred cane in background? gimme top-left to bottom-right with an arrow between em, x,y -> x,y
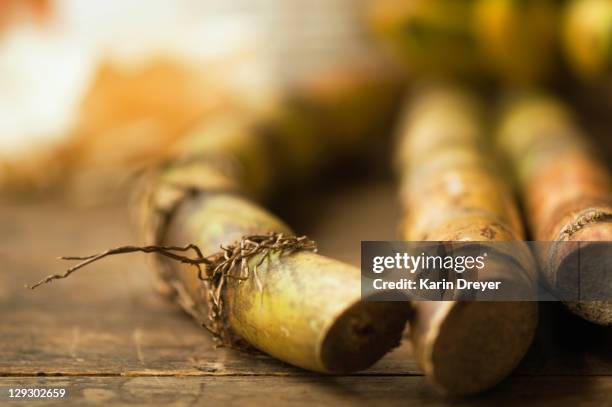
367,0 -> 558,84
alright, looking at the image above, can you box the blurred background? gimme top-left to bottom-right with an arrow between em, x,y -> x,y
1,0 -> 611,204
0,0 -> 387,202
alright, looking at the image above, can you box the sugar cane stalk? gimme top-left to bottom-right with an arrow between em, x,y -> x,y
154,186 -> 409,373
496,94 -> 612,325
396,84 -> 538,395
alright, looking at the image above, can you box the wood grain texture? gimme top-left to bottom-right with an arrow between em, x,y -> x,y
0,182 -> 611,405
1,377 -> 612,407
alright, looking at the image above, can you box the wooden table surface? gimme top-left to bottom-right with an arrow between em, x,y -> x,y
1,182 -> 611,406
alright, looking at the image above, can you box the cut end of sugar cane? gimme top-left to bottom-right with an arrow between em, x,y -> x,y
410,301 -> 537,396
318,295 -> 411,373
410,251 -> 538,395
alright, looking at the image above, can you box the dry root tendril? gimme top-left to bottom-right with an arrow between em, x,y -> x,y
27,232 -> 317,348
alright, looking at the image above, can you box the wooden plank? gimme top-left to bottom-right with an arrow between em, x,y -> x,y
1,376 -> 611,407
1,183 -> 611,381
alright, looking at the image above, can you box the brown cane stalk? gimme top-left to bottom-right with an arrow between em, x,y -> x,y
395,83 -> 538,395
